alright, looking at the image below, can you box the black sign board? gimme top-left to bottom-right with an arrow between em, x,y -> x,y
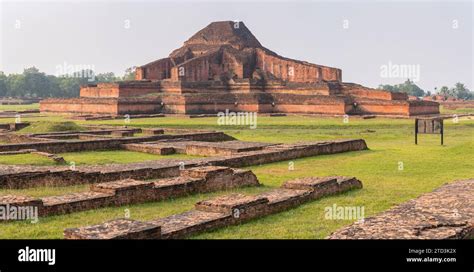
415,118 -> 444,145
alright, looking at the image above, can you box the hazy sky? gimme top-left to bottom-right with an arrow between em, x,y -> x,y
1,0 -> 472,92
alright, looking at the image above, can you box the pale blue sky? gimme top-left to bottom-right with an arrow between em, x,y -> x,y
1,0 -> 472,91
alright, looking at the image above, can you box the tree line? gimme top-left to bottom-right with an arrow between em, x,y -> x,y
0,68 -> 472,100
0,67 -> 135,98
379,79 -> 473,100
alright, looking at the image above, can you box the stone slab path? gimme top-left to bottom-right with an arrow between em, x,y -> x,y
328,179 -> 474,239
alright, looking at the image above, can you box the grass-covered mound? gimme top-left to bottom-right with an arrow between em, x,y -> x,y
17,121 -> 85,134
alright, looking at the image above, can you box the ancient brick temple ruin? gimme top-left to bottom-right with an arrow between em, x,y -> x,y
40,21 -> 439,116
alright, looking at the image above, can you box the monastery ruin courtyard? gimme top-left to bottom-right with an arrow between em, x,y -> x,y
2,0 -> 474,267
0,20 -> 472,241
0,106 -> 473,239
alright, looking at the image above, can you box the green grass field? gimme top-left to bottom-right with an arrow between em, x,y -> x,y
0,151 -> 199,167
0,108 -> 473,239
0,103 -> 39,112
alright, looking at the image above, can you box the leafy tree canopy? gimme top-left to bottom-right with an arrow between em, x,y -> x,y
0,67 -> 135,98
378,79 -> 425,97
436,83 -> 472,100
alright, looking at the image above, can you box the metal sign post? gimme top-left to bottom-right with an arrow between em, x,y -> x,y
415,119 -> 418,145
415,118 -> 444,145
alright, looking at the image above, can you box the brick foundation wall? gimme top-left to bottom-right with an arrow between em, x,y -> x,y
0,131 -> 233,153
0,139 -> 367,189
164,92 -> 348,114
80,84 -> 120,98
0,166 -> 260,218
42,85 -> 438,116
80,82 -> 163,98
408,101 -> 440,115
441,101 -> 474,109
350,98 -> 440,116
63,176 -> 363,239
343,86 -> 408,101
40,98 -> 120,114
208,140 -> 368,168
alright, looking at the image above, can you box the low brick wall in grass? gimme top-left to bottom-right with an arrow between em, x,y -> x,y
0,139 -> 367,189
63,176 -> 363,239
0,166 -> 259,217
0,131 -> 233,153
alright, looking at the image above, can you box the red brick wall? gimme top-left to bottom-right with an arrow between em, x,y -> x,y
442,101 -> 474,109
135,68 -> 144,80
170,50 -> 246,82
408,103 -> 440,115
40,99 -> 119,114
117,104 -> 162,114
137,58 -> 173,80
352,99 -> 439,116
139,48 -> 341,83
118,88 -> 160,97
273,104 -> 346,114
355,103 -> 409,115
80,83 -> 161,98
255,49 -> 341,83
171,57 -> 212,82
345,88 -> 408,101
80,85 -> 120,98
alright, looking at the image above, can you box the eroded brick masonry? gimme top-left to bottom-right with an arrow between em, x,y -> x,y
40,21 -> 439,116
64,176 -> 363,239
328,179 -> 474,239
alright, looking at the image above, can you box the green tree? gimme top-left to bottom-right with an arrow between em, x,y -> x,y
123,67 -> 136,81
437,86 -> 453,97
398,79 -> 425,97
0,72 -> 8,97
95,72 -> 119,83
451,82 -> 472,100
6,73 -> 26,97
0,66 -> 149,98
378,84 -> 397,92
378,79 -> 425,97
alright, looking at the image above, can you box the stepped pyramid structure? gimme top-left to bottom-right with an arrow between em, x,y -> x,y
40,21 -> 439,116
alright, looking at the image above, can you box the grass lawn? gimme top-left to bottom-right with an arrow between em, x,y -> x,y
0,103 -> 39,112
0,151 -> 200,199
0,115 -> 473,239
440,105 -> 474,115
17,121 -> 85,134
0,150 -> 199,167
